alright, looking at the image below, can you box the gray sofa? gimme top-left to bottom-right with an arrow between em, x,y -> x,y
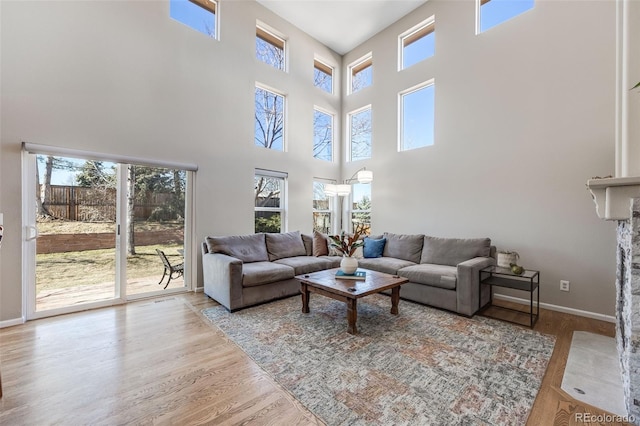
202,231 -> 495,316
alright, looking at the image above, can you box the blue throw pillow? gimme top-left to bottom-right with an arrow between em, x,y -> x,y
363,237 -> 386,258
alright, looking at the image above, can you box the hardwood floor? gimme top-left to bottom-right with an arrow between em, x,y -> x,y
0,294 -> 624,425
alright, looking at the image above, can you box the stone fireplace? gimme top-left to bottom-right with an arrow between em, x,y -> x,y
586,0 -> 640,421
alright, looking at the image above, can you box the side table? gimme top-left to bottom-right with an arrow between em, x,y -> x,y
478,265 -> 540,328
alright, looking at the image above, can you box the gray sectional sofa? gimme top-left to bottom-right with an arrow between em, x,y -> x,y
202,230 -> 496,316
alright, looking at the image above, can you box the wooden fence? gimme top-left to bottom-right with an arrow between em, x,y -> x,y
41,185 -> 176,221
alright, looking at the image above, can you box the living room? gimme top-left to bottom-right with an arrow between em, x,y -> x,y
0,0 -> 636,424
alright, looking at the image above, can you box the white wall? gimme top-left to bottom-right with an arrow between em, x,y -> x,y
342,0 -> 617,316
0,0 -> 619,321
0,0 -> 341,321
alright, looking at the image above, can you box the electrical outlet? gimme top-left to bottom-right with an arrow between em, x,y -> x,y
560,280 -> 570,292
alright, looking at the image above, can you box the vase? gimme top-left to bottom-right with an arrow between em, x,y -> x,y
340,256 -> 358,274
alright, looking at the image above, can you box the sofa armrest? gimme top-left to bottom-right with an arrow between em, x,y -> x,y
456,256 -> 496,316
202,252 -> 243,311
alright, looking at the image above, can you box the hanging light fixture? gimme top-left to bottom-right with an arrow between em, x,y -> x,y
324,183 -> 337,196
336,184 -> 351,196
356,169 -> 373,184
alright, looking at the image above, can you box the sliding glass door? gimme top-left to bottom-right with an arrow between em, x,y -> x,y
22,148 -> 193,319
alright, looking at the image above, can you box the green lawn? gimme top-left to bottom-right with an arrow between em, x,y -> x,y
36,243 -> 183,292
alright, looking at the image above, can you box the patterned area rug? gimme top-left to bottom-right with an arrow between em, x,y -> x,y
202,294 -> 555,425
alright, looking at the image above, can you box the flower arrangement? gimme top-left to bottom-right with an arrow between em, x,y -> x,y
328,230 -> 364,257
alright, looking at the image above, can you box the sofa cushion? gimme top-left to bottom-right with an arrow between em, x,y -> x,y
421,236 -> 491,266
302,233 -> 313,256
363,237 -> 386,258
312,231 -> 329,256
319,255 -> 342,268
358,257 -> 416,275
242,261 -> 295,287
398,264 -> 458,290
274,256 -> 333,275
382,233 -> 424,264
265,231 -> 307,261
206,234 -> 269,263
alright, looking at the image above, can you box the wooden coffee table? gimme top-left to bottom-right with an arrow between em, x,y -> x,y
295,268 -> 409,335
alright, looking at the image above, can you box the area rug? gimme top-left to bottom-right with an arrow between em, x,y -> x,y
202,294 -> 555,425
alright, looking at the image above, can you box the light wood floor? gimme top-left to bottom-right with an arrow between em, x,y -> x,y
0,293 -> 624,425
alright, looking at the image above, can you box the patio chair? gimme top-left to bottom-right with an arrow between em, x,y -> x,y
156,249 -> 184,289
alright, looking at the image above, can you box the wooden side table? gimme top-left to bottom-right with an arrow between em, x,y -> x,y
478,266 -> 540,328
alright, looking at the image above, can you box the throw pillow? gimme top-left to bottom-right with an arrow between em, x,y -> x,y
363,237 -> 386,258
265,231 -> 307,261
312,231 -> 329,256
383,233 -> 425,264
205,233 -> 269,263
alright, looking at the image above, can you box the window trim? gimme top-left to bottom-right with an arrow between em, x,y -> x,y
254,169 -> 288,233
347,104 -> 372,162
398,79 -> 435,152
256,21 -> 287,71
170,0 -> 219,40
476,0 -> 534,34
313,106 -> 335,162
348,52 -> 373,94
398,16 -> 435,71
254,83 -> 287,152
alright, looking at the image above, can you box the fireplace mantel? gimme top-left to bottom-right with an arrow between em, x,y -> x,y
586,176 -> 640,220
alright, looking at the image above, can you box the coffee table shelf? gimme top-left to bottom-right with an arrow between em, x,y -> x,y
478,266 -> 540,328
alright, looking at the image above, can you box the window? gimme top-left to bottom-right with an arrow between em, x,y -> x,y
351,183 -> 371,235
254,170 -> 286,233
399,81 -> 435,151
399,17 -> 435,70
170,0 -> 218,39
313,108 -> 333,161
348,106 -> 372,161
314,59 -> 333,93
313,181 -> 333,234
255,85 -> 285,151
256,24 -> 286,70
478,0 -> 534,33
349,54 -> 373,94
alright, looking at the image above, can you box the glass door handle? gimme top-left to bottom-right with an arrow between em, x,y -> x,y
25,225 -> 38,241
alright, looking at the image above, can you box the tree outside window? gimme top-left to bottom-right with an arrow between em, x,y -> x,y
351,183 -> 371,235
255,173 -> 285,233
170,0 -> 217,39
313,109 -> 333,161
313,181 -> 332,234
349,107 -> 372,161
255,86 -> 285,151
256,26 -> 285,70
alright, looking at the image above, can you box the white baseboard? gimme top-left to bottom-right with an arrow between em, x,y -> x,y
194,286 -> 204,293
493,294 -> 616,323
0,317 -> 25,329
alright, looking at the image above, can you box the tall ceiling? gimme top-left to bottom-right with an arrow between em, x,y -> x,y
256,0 -> 429,55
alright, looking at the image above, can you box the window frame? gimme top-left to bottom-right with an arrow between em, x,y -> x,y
254,169 -> 287,233
312,179 -> 335,235
313,106 -> 335,162
476,0 -> 534,34
313,58 -> 334,94
348,53 -> 373,94
256,22 -> 287,71
398,79 -> 435,152
347,105 -> 372,162
254,83 -> 287,152
398,16 -> 435,71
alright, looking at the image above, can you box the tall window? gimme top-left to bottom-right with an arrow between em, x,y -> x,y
399,81 -> 435,151
399,17 -> 435,70
313,108 -> 333,161
254,170 -> 286,233
348,106 -> 372,161
313,181 -> 333,234
170,0 -> 218,39
256,24 -> 286,70
349,53 -> 373,94
314,59 -> 333,93
351,183 -> 371,235
255,85 -> 285,151
478,0 -> 534,33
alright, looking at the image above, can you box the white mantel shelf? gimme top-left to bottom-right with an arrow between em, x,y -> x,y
587,176 -> 640,220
